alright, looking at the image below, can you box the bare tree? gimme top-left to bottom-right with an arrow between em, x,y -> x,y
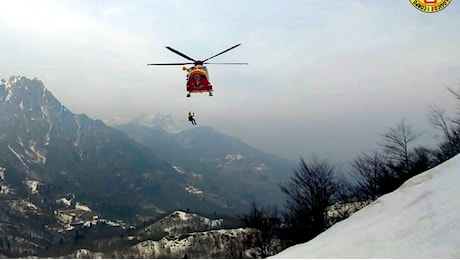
350,151 -> 393,200
428,106 -> 453,141
428,86 -> 460,161
446,86 -> 460,126
380,119 -> 420,177
279,157 -> 338,245
240,201 -> 281,258
428,105 -> 457,159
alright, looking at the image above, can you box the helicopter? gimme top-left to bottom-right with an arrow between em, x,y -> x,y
148,44 -> 247,97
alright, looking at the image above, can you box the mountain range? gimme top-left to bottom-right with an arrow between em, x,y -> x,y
111,116 -> 294,212
0,75 -> 294,256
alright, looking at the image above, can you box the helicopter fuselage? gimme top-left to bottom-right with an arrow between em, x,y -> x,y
184,65 -> 213,96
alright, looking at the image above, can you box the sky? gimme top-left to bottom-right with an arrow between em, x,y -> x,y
271,153 -> 460,258
1,0 -> 460,164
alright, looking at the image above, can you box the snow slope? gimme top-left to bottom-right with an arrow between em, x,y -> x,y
272,154 -> 460,258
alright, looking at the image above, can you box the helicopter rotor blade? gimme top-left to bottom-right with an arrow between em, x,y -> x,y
147,62 -> 194,66
165,46 -> 196,62
202,44 -> 242,62
204,62 -> 248,65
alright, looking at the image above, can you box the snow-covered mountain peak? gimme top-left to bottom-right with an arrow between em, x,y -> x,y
1,75 -> 53,105
5,75 -> 21,88
4,76 -> 43,90
0,76 -> 72,168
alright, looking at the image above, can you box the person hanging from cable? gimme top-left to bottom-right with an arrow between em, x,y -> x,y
188,111 -> 197,125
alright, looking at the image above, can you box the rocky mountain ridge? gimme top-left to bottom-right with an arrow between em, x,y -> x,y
56,210 -> 255,258
0,75 -> 294,257
0,76 -> 247,221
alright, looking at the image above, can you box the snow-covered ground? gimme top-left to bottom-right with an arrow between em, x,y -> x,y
272,154 -> 460,258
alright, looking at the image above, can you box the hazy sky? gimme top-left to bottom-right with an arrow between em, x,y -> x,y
1,0 -> 460,164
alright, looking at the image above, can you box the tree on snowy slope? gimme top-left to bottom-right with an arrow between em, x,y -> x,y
279,158 -> 338,245
349,147 -> 435,202
240,201 -> 283,258
349,151 -> 391,200
428,105 -> 458,161
428,87 -> 460,162
380,119 -> 421,180
410,146 -> 437,173
435,126 -> 460,162
346,120 -> 435,202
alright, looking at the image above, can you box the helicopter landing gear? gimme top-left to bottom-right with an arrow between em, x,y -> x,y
209,92 -> 213,97
187,93 -> 191,98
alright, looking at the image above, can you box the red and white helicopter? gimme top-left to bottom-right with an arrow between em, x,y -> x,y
148,44 -> 247,97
